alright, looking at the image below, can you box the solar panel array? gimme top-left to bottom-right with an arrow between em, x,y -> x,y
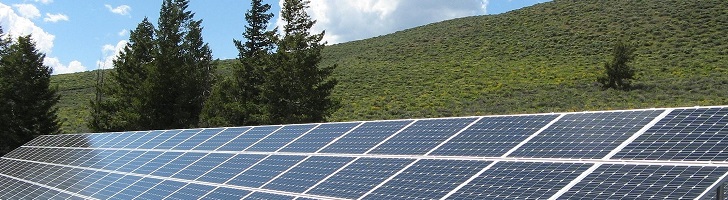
1,106 -> 727,199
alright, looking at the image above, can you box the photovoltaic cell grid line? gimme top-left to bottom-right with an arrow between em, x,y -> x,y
319,120 -> 413,154
368,117 -> 478,155
448,161 -> 592,200
509,109 -> 665,159
560,164 -> 728,199
2,106 -> 728,200
430,114 -> 558,157
614,107 -> 728,161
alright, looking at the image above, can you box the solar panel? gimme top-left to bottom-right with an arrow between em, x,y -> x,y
509,110 -> 665,159
306,158 -> 414,199
361,159 -> 491,199
368,117 -> 479,155
319,120 -> 413,154
1,106 -> 727,199
447,161 -> 592,199
614,107 -> 728,161
430,114 -> 558,157
561,164 -> 728,199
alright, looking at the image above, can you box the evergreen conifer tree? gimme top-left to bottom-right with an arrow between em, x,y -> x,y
0,34 -> 61,155
261,0 -> 338,124
90,0 -> 213,131
90,18 -> 155,131
200,0 -> 276,127
598,41 -> 636,90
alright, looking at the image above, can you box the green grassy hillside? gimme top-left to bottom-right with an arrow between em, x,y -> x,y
52,0 -> 728,133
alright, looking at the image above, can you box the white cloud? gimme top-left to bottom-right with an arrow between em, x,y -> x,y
43,13 -> 68,22
12,4 -> 40,19
118,29 -> 128,37
481,0 -> 490,14
277,0 -> 487,44
97,40 -> 128,70
0,3 -> 55,53
105,4 -> 131,16
34,0 -> 53,5
44,57 -> 86,74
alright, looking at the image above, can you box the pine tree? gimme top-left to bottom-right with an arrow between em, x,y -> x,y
90,18 -> 155,131
200,0 -> 276,127
261,0 -> 338,124
0,35 -> 61,155
598,41 -> 636,90
90,0 -> 213,131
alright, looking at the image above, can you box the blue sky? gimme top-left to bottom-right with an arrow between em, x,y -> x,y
0,0 -> 548,74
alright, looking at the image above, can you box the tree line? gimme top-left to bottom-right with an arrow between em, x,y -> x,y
90,0 -> 338,132
0,0 -> 337,155
0,28 -> 60,155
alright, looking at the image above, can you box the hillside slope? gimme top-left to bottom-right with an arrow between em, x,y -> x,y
53,0 -> 728,133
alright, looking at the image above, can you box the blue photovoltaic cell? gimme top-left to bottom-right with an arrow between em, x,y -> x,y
307,158 -> 414,199
90,150 -> 126,168
172,153 -> 233,180
138,130 -> 182,149
93,133 -> 125,148
135,180 -> 187,200
37,134 -> 65,147
246,124 -> 317,152
561,164 -> 728,199
201,187 -> 251,200
510,110 -> 664,159
3,147 -> 35,161
103,150 -> 144,171
109,132 -> 147,148
166,183 -> 215,200
111,177 -> 164,199
151,152 -> 207,177
197,154 -> 267,183
84,133 -> 115,148
81,173 -> 124,198
154,129 -> 200,149
20,135 -> 49,146
65,150 -> 95,166
0,175 -> 69,200
54,149 -> 85,165
0,159 -> 35,181
64,170 -> 97,193
450,162 -> 591,199
173,128 -> 225,150
93,175 -> 141,199
52,134 -> 87,148
364,159 -> 491,200
227,155 -> 305,187
245,192 -> 294,200
52,168 -> 86,190
264,156 -> 354,193
216,126 -> 281,151
1,147 -> 31,160
320,120 -> 413,154
369,118 -> 478,155
117,151 -> 163,172
72,172 -> 113,196
431,115 -> 558,157
123,130 -> 164,149
80,150 -> 117,168
67,149 -> 102,167
132,152 -> 184,175
615,108 -> 728,161
106,132 -> 143,148
193,127 -> 250,150
280,122 -> 361,153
